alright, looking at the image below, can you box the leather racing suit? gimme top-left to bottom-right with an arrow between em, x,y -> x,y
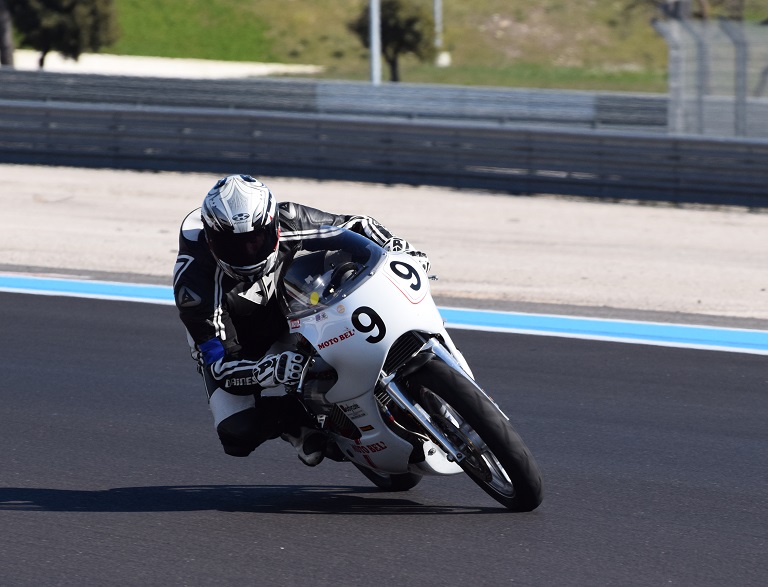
173,202 -> 403,457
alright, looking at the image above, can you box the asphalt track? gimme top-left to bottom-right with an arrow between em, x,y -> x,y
1,291 -> 766,586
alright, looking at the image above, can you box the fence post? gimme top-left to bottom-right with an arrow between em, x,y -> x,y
653,19 -> 686,133
369,0 -> 382,86
720,19 -> 748,137
680,19 -> 712,134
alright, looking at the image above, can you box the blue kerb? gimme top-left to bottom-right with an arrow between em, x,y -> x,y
2,274 -> 767,355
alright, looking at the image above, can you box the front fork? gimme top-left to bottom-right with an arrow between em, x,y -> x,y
382,374 -> 467,464
382,337 -> 513,465
377,338 -> 495,464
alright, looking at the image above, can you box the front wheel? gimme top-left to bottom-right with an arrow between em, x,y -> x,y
352,463 -> 423,492
405,359 -> 543,511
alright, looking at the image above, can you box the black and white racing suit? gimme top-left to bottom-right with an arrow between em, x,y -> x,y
172,202 -> 401,457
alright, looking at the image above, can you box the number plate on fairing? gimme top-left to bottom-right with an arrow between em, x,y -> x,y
384,257 -> 427,304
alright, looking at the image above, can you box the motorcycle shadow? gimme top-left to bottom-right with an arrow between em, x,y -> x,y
0,485 -> 505,515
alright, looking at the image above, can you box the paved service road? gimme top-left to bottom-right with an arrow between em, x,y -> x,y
1,293 -> 766,586
1,164 -> 767,325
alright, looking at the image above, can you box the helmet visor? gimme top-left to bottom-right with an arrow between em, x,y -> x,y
208,225 -> 279,271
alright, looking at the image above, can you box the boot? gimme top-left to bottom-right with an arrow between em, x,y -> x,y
280,426 -> 327,467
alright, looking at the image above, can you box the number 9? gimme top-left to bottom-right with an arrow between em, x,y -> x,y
390,261 -> 421,291
352,306 -> 387,343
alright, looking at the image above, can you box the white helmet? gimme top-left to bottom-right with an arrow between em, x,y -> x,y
201,175 -> 279,282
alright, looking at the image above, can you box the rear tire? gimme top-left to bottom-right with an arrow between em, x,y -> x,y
352,463 -> 423,492
406,358 -> 543,511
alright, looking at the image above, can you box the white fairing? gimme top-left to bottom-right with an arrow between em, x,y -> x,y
282,229 -> 468,475
294,251 -> 443,402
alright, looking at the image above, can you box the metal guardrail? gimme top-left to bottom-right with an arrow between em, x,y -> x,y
0,69 -> 667,131
1,99 -> 766,208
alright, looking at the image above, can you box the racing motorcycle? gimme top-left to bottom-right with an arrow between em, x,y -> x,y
276,227 -> 543,511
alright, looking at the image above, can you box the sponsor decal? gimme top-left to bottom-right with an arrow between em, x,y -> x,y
279,202 -> 297,219
173,255 -> 194,286
177,285 -> 202,308
351,440 -> 387,454
340,402 -> 366,419
317,328 -> 356,350
238,274 -> 275,305
336,304 -> 346,314
231,212 -> 250,221
224,376 -> 257,388
290,319 -> 301,330
315,311 -> 328,322
359,424 -> 375,432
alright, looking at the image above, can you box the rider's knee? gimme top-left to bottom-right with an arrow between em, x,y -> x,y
216,408 -> 264,457
213,395 -> 309,457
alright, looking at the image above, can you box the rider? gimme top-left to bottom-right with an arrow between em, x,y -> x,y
173,174 -> 430,467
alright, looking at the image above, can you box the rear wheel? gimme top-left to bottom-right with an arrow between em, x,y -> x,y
405,359 -> 543,511
352,463 -> 423,491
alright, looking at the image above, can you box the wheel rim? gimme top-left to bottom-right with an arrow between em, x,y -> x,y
420,390 -> 515,498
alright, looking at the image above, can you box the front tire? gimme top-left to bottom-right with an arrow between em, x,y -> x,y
405,358 -> 543,511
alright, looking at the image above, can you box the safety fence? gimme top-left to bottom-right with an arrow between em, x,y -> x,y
0,69 -> 667,132
1,99 -> 766,208
654,20 -> 768,137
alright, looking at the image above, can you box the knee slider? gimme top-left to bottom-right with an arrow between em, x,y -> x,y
216,408 -> 264,457
214,396 -> 312,457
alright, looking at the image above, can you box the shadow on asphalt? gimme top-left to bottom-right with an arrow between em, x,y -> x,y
0,485 -> 508,515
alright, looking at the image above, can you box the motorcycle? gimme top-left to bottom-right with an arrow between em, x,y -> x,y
276,226 -> 543,511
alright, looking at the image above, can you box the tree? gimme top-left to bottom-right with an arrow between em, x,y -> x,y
349,0 -> 436,82
8,0 -> 119,68
0,0 -> 13,66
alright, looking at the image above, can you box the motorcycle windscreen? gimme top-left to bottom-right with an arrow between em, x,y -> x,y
278,227 -> 385,317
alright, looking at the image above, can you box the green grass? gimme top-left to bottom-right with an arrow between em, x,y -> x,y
109,0 -> 275,61
404,63 -> 670,93
100,0 -> 763,92
312,57 -> 669,93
